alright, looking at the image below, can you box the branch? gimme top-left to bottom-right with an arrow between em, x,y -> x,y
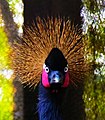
0,0 -> 18,44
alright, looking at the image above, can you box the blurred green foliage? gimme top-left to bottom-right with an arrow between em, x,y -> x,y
0,75 -> 14,120
7,0 -> 21,14
0,26 -> 14,120
0,28 -> 11,69
7,0 -> 23,32
82,0 -> 105,119
83,78 -> 105,120
0,0 -> 22,119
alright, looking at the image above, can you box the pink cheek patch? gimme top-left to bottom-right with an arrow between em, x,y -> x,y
62,71 -> 70,87
42,69 -> 50,87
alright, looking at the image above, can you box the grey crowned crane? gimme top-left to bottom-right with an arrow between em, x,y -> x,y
12,17 -> 86,120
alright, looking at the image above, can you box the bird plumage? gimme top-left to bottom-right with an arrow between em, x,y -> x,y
12,17 -> 86,88
42,48 -> 70,89
11,17 -> 88,120
38,83 -> 64,120
38,47 -> 69,120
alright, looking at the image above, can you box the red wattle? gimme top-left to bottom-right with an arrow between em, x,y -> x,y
42,69 -> 50,87
62,72 -> 70,87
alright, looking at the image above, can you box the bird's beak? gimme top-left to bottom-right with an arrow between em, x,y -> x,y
52,74 -> 61,83
49,71 -> 64,84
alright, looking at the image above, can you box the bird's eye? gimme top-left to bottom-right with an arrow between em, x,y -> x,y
43,64 -> 49,73
64,66 -> 68,72
45,66 -> 49,73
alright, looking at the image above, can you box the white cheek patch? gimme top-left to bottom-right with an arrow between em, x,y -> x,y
43,63 -> 46,69
42,69 -> 50,87
64,64 -> 69,73
43,63 -> 49,73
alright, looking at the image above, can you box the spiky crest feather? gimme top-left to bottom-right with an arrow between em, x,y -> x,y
12,17 -> 86,87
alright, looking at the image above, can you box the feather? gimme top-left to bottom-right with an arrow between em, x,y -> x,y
38,83 -> 64,120
11,17 -> 88,87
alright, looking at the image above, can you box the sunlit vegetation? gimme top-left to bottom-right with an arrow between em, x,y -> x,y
82,0 -> 105,119
7,0 -> 23,33
0,0 -> 23,119
0,75 -> 14,120
0,26 -> 14,120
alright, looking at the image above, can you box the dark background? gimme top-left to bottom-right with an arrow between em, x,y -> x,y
23,0 -> 82,26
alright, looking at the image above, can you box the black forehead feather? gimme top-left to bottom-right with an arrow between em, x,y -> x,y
45,48 -> 67,71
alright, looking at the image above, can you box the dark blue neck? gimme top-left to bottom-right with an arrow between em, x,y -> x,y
37,83 -> 65,120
